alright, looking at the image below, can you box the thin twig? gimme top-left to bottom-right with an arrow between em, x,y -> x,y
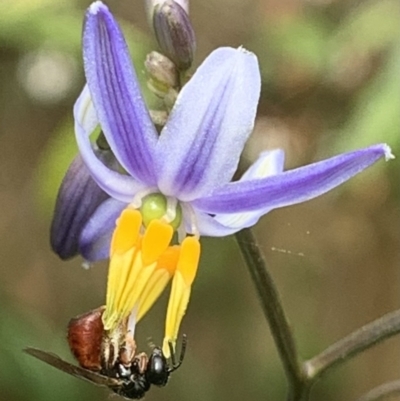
355,380 -> 400,401
235,228 -> 305,399
303,309 -> 400,380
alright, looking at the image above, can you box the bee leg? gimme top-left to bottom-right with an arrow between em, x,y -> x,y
168,334 -> 187,373
101,335 -> 119,373
119,334 -> 137,367
117,363 -> 132,379
133,352 -> 149,375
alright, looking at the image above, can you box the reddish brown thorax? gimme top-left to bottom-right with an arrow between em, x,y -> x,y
67,306 -> 105,371
67,306 -> 137,372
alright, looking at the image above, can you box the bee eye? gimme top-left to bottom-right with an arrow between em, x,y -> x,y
145,349 -> 169,387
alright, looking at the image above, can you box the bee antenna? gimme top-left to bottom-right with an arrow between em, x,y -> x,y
179,334 -> 187,365
147,337 -> 156,350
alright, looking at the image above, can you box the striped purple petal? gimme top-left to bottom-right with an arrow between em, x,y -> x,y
214,149 -> 285,229
74,85 -> 147,202
84,2 -> 158,185
193,144 -> 393,214
155,47 -> 260,201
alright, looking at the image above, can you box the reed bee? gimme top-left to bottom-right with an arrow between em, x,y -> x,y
24,307 -> 186,399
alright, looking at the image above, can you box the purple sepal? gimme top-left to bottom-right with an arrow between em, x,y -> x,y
50,150 -> 113,259
79,197 -> 127,261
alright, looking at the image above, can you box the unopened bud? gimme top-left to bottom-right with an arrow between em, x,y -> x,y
149,109 -> 169,127
146,0 -> 189,20
163,87 -> 178,110
145,51 -> 179,95
153,0 -> 196,70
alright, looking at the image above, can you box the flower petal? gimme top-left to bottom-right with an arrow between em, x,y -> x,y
192,211 -> 240,237
193,144 -> 393,214
183,151 -> 285,237
241,149 -> 285,180
79,198 -> 127,261
156,46 -> 261,201
214,149 -> 285,228
74,85 -> 146,202
84,2 -> 158,184
50,153 -> 110,260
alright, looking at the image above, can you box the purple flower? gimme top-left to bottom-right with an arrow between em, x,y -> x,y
53,1 -> 393,354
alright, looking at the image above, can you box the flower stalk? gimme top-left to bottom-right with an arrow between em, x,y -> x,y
235,228 -> 306,397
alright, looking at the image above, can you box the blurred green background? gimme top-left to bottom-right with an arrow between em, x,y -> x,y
0,0 -> 399,400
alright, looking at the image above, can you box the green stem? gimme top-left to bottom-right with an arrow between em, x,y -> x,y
355,380 -> 400,401
303,309 -> 400,380
235,228 -> 305,397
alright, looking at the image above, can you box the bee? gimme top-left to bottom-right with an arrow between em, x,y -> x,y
24,307 -> 187,399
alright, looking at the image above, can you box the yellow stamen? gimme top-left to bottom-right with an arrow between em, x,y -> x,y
163,237 -> 200,357
163,272 -> 191,357
137,269 -> 172,322
141,219 -> 174,265
110,209 -> 142,255
177,236 -> 200,286
158,245 -> 181,276
116,251 -> 157,319
104,211 -> 179,331
137,246 -> 180,322
103,209 -> 143,330
104,246 -> 138,329
104,247 -> 161,330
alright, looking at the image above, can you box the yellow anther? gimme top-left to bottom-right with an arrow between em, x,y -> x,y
110,209 -> 142,256
163,271 -> 191,357
141,219 -> 174,266
177,236 -> 200,286
162,237 -> 200,357
104,208 -> 196,342
104,208 -> 142,330
157,246 -> 180,274
136,246 -> 181,322
117,254 -> 158,320
103,247 -> 138,330
137,269 -> 172,322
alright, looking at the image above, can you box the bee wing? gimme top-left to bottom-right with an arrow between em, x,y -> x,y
23,348 -> 122,388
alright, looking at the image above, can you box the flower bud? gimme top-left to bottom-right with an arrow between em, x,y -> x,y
149,109 -> 169,127
145,51 -> 179,96
152,0 -> 196,70
146,0 -> 189,19
163,87 -> 178,110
